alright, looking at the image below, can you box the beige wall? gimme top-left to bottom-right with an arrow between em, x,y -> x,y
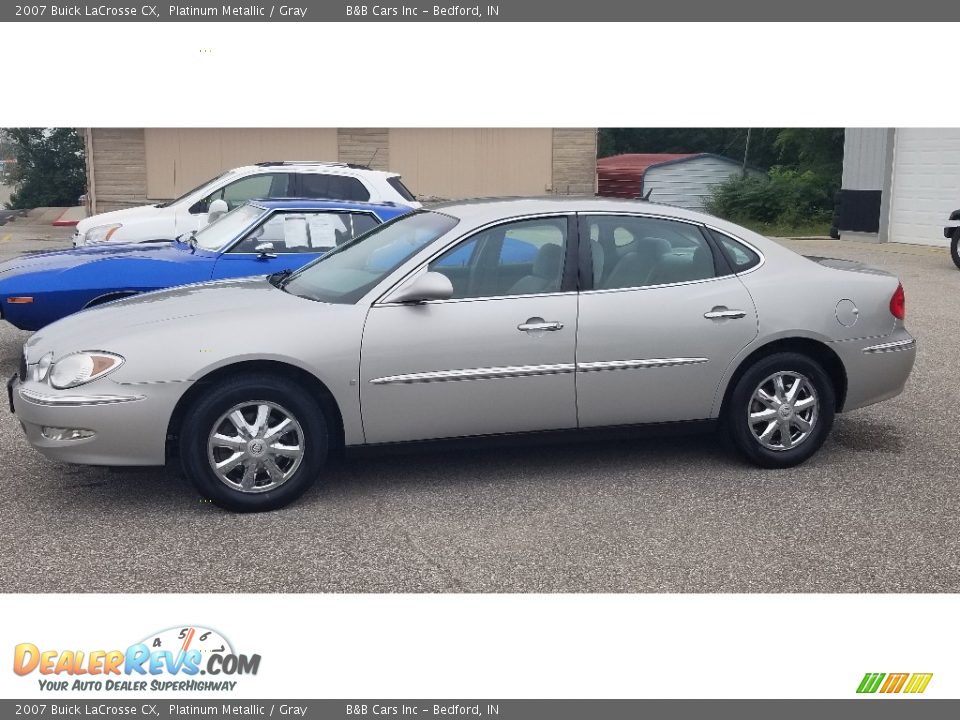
389,128 -> 554,200
87,127 -> 598,211
144,129 -> 339,199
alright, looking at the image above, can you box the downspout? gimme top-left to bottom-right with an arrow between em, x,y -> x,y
83,127 -> 97,215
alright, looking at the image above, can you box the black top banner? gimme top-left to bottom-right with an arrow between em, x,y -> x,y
3,0 -> 957,21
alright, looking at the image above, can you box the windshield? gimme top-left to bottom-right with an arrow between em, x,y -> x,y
281,211 -> 459,304
193,203 -> 266,251
158,171 -> 233,208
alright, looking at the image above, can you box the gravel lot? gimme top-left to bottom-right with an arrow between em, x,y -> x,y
0,223 -> 957,593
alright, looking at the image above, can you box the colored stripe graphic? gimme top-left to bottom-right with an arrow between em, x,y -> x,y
857,673 -> 885,693
903,673 -> 933,694
857,672 -> 932,694
880,673 -> 909,693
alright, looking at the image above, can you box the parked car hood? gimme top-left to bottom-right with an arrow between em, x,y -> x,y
26,276 -> 307,353
75,203 -> 172,235
0,242 -> 211,279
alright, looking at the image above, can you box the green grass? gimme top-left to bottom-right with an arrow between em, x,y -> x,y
733,219 -> 833,238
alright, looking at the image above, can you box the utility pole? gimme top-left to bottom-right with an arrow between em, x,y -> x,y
742,128 -> 752,176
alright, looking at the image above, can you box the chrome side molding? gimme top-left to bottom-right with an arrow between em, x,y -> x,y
577,357 -> 709,373
862,338 -> 916,354
18,388 -> 146,407
369,363 -> 577,385
370,357 -> 708,385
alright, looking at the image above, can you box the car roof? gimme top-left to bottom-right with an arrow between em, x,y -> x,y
237,162 -> 400,178
428,196 -> 717,225
248,198 -> 406,212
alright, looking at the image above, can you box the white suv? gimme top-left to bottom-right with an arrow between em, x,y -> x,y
73,161 -> 419,246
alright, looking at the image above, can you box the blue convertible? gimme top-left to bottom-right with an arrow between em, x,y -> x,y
0,199 -> 411,331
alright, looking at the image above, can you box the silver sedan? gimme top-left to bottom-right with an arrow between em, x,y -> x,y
10,198 -> 916,511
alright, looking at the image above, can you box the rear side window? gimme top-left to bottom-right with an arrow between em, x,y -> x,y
299,173 -> 371,202
387,176 -> 416,201
711,230 -> 762,273
586,215 -> 718,290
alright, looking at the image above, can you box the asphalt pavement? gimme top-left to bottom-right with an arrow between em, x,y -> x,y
0,224 -> 957,593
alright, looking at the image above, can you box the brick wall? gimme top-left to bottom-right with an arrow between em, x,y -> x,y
338,128 -> 390,170
551,128 -> 598,195
87,128 -> 148,213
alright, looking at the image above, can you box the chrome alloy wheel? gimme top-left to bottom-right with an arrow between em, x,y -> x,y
747,371 -> 819,452
207,401 -> 305,493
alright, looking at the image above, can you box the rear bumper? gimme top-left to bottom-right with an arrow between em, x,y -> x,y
830,329 -> 916,412
11,376 -> 187,466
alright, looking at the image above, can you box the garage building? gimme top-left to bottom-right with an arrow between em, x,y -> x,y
82,128 -> 598,214
837,128 -> 960,247
597,153 -> 764,211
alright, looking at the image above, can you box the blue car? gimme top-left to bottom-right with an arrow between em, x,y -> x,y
0,199 -> 411,331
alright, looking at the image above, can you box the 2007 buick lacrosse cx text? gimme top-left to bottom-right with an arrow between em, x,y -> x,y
8,198 -> 916,512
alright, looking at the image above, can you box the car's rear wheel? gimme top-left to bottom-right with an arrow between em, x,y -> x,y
950,230 -> 960,270
725,352 -> 835,468
180,373 -> 329,512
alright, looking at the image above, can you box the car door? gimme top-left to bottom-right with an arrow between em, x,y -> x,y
575,213 -> 759,427
211,210 -> 381,279
360,215 -> 579,444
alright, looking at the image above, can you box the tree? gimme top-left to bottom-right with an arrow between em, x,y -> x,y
597,128 -> 786,170
598,127 -> 843,182
1,128 -> 86,209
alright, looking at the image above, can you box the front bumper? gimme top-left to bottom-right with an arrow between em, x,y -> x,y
830,328 -> 917,412
10,375 -> 188,466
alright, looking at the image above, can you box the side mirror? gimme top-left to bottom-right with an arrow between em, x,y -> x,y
255,242 -> 277,260
205,198 -> 229,226
189,198 -> 210,215
386,271 -> 454,304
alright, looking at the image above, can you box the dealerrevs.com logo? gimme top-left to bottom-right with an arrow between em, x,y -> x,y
13,626 -> 261,692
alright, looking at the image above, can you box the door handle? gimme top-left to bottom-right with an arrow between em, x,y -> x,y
704,308 -> 747,320
518,319 -> 564,332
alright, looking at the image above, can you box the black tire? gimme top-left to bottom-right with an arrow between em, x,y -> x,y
725,352 -> 835,468
180,373 -> 329,512
950,231 -> 960,270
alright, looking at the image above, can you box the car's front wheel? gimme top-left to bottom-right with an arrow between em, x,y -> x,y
725,352 -> 835,468
180,373 -> 329,512
950,230 -> 960,270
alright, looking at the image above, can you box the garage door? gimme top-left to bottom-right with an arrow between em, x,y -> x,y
888,129 -> 960,247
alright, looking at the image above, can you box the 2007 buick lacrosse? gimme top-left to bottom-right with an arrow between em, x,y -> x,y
10,198 -> 915,511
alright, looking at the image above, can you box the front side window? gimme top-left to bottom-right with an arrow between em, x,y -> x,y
193,203 -> 267,251
587,215 -> 717,291
231,211 -> 381,254
299,173 -> 370,202
280,211 -> 459,304
164,171 -> 234,208
428,217 -> 568,299
197,173 -> 292,212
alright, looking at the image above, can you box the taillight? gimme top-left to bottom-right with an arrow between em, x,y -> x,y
890,282 -> 905,320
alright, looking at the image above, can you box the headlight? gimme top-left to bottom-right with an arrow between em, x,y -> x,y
33,352 -> 54,383
49,352 -> 125,389
84,223 -> 123,244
